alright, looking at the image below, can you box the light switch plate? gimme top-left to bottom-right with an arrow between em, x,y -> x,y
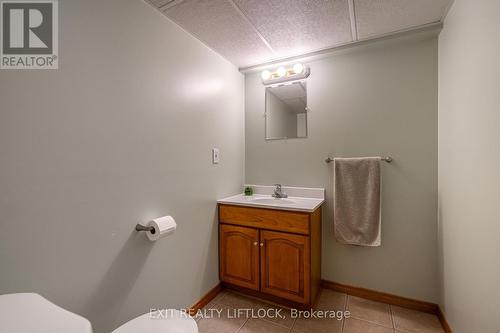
212,148 -> 220,164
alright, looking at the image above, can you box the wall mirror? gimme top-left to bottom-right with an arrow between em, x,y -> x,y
265,80 -> 308,140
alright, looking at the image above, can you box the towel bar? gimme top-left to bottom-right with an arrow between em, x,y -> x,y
325,156 -> 392,163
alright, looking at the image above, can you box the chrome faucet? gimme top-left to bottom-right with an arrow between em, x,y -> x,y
272,184 -> 288,198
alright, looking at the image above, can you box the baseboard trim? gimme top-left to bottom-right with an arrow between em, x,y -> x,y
321,280 -> 452,332
188,283 -> 223,315
321,279 -> 437,313
189,280 -> 452,332
437,306 -> 453,333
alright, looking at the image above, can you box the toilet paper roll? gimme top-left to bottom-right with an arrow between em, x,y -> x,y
146,216 -> 176,241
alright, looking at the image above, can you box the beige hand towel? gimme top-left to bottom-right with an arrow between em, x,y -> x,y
334,157 -> 381,246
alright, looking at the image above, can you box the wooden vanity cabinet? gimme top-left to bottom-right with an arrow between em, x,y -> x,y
218,204 -> 322,308
219,224 -> 260,291
260,230 -> 310,304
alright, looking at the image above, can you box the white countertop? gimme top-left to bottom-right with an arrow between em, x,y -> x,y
217,185 -> 325,212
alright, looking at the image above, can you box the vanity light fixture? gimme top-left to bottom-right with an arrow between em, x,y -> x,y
293,63 -> 304,74
261,63 -> 310,85
261,70 -> 271,81
276,66 -> 287,77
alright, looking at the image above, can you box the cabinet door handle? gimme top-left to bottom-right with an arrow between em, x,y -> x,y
253,242 -> 258,246
260,243 -> 264,247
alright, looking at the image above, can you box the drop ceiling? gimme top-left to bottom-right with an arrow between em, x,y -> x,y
146,0 -> 452,69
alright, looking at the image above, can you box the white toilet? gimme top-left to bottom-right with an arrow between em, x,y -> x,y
0,293 -> 198,333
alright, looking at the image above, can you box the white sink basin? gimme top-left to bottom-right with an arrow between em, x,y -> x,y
250,197 -> 296,205
218,188 -> 324,212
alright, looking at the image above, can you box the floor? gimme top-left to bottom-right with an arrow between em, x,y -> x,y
194,289 -> 445,333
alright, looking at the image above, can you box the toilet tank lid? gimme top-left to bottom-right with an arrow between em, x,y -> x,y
0,293 -> 92,333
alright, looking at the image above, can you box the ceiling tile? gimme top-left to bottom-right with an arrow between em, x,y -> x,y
233,0 -> 353,59
162,0 -> 274,67
145,0 -> 451,68
354,0 -> 451,39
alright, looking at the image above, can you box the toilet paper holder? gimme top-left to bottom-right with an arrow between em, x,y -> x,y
135,224 -> 154,233
135,216 -> 176,241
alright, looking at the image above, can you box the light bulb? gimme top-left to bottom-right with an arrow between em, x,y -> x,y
293,63 -> 304,74
261,70 -> 271,81
276,66 -> 287,77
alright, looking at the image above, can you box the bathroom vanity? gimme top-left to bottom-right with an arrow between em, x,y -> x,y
217,186 -> 324,308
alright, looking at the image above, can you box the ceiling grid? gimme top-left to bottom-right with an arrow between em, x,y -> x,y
145,0 -> 452,69
227,0 -> 276,53
347,0 -> 358,40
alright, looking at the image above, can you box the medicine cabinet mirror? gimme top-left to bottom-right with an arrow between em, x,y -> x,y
265,80 -> 308,140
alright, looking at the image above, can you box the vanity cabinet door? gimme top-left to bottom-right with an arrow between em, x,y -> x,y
219,224 -> 260,291
260,230 -> 310,304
